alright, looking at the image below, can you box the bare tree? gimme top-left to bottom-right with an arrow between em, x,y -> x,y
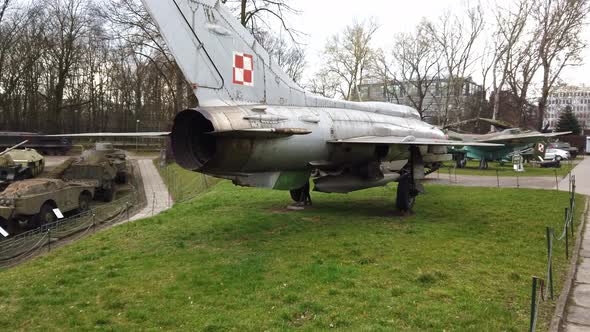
506,30 -> 542,127
42,0 -> 91,133
307,69 -> 340,99
322,20 -> 379,101
426,5 -> 485,125
490,0 -> 530,127
0,0 -> 10,25
370,48 -> 401,104
391,20 -> 441,120
254,30 -> 306,83
534,0 -> 590,130
223,0 -> 302,41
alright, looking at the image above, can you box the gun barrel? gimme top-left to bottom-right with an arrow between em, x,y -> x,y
0,140 -> 29,156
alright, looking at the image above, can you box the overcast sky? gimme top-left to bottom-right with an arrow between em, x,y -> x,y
287,0 -> 590,88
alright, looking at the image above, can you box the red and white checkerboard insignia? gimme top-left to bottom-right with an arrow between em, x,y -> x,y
233,52 -> 254,86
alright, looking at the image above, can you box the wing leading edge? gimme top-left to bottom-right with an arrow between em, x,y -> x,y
329,136 -> 503,147
476,131 -> 572,144
46,132 -> 170,138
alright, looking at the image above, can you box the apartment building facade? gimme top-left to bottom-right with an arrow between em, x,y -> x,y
546,85 -> 590,129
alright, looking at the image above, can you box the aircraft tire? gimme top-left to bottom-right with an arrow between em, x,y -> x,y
289,181 -> 312,205
396,176 -> 415,212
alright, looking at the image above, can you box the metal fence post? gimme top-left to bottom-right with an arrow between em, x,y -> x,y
571,205 -> 575,237
496,170 -> 500,188
573,176 -> 576,195
530,276 -> 539,332
517,173 -> 520,189
554,170 -> 559,191
47,229 -> 51,253
152,192 -> 156,217
546,227 -> 554,300
565,208 -> 570,259
127,202 -> 130,222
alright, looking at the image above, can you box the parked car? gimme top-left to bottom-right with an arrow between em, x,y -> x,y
544,148 -> 570,161
548,142 -> 578,159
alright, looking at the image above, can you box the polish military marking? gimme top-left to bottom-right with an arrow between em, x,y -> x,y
233,52 -> 254,86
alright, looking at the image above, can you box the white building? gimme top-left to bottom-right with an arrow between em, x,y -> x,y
546,85 -> 590,129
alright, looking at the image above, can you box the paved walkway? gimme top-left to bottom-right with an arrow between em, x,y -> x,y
130,159 -> 172,221
558,157 -> 590,196
560,157 -> 590,331
426,173 -> 558,190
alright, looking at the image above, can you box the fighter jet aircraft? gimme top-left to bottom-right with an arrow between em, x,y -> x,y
445,119 -> 571,169
57,0 -> 501,211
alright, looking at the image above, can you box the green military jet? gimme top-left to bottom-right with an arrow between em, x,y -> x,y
446,120 -> 570,169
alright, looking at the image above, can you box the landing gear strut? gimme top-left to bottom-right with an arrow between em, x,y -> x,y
290,181 -> 312,206
478,159 -> 489,170
396,174 -> 417,212
396,146 -> 421,212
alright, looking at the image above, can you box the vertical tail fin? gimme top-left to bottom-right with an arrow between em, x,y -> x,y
140,0 -> 307,107
534,142 -> 547,161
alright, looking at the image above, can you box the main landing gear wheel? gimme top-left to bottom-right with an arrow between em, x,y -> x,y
478,159 -> 489,170
456,159 -> 467,169
396,176 -> 416,212
290,181 -> 312,206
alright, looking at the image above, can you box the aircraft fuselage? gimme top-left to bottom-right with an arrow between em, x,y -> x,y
172,106 -> 450,192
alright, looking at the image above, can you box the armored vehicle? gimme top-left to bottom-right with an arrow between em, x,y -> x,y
94,143 -> 128,183
0,178 -> 95,231
0,142 -> 45,190
60,143 -> 128,202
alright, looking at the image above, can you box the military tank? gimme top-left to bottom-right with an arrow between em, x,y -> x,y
0,178 -> 95,232
94,143 -> 128,184
0,142 -> 45,191
59,143 -> 128,202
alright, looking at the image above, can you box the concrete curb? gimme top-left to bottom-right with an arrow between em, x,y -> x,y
550,197 -> 589,332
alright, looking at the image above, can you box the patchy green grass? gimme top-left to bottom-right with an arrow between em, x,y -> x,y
442,159 -> 578,177
0,183 -> 584,331
155,161 -> 219,202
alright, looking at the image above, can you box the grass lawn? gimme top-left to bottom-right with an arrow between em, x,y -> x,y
155,161 -> 219,202
442,159 -> 579,177
0,183 -> 584,331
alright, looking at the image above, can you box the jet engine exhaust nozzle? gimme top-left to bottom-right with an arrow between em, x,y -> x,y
171,109 -> 216,171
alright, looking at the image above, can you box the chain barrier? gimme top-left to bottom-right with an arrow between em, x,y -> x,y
0,191 -> 139,269
437,158 -> 576,189
529,175 -> 577,331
